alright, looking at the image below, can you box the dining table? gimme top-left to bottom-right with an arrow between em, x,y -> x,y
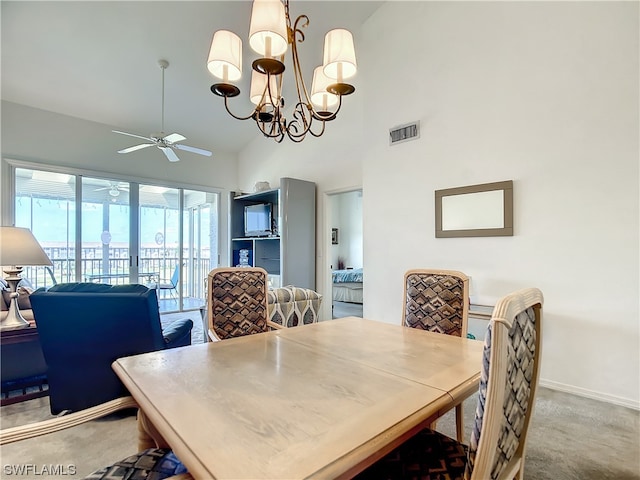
112,317 -> 484,479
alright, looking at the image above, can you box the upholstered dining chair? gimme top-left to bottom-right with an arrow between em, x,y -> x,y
403,268 -> 470,336
356,287 -> 544,480
0,397 -> 192,480
207,267 -> 281,341
403,268 -> 470,442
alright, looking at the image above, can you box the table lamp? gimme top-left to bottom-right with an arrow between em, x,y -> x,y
0,226 -> 52,330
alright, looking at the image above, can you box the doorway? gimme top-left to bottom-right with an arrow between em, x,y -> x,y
326,189 -> 363,319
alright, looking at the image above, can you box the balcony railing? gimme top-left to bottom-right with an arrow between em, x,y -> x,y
21,246 -> 212,304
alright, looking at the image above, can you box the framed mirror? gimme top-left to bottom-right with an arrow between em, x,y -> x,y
435,180 -> 513,238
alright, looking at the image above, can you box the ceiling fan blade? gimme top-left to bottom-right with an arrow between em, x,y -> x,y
174,144 -> 213,157
159,146 -> 180,163
113,130 -> 154,142
163,133 -> 186,143
118,143 -> 155,154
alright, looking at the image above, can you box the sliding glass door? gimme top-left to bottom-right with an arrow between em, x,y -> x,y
14,169 -> 76,287
139,184 -> 181,308
183,189 -> 218,311
81,177 -> 131,284
12,166 -> 219,313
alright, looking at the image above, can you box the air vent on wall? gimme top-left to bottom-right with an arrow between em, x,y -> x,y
389,121 -> 420,146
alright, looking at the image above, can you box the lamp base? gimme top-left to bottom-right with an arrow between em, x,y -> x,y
1,303 -> 30,331
1,271 -> 30,331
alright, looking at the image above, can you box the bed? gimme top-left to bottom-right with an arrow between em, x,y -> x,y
332,268 -> 363,304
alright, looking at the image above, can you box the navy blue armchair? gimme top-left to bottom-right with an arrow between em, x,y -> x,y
30,283 -> 193,414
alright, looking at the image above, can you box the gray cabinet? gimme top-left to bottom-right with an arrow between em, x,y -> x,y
230,177 -> 316,290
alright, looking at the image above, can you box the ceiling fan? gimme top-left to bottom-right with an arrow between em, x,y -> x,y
113,59 -> 213,163
95,182 -> 129,197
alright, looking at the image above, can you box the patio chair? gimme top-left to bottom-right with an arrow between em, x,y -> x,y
403,268 -> 470,442
206,267 -> 282,341
356,287 -> 544,480
156,265 -> 180,299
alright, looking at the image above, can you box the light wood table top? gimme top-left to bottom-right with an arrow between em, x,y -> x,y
113,317 -> 484,480
275,318 -> 484,407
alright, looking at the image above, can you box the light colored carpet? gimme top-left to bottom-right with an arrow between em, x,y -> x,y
1,387 -> 638,479
0,397 -> 137,479
0,312 -> 205,479
332,300 -> 363,319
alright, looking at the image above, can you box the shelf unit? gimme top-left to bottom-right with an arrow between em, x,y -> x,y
230,177 -> 316,290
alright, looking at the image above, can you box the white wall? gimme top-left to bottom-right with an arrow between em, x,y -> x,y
238,2 -> 640,408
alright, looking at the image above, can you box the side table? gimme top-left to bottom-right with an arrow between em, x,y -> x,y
1,323 -> 49,405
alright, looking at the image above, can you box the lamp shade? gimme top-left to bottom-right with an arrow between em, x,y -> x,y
250,70 -> 280,106
0,227 -> 52,267
310,66 -> 339,109
322,29 -> 357,81
207,30 -> 243,82
249,0 -> 288,57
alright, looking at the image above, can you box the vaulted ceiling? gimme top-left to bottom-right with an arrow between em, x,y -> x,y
1,1 -> 382,156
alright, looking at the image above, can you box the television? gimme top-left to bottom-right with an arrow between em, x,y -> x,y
244,203 -> 272,237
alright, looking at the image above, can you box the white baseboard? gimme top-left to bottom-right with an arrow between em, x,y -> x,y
540,378 -> 640,411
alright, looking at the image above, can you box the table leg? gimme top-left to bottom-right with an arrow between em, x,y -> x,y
455,403 -> 464,442
137,409 -> 170,450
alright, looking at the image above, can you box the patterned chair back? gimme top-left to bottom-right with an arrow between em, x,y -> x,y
465,287 -> 543,480
403,269 -> 469,337
267,286 -> 323,328
207,267 -> 270,341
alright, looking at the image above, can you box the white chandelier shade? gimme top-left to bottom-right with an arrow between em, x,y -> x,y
322,29 -> 357,81
250,70 -> 281,106
311,66 -> 339,109
207,30 -> 243,82
249,0 -> 288,57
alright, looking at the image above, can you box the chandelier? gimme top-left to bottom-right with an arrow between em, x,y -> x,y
207,0 -> 357,143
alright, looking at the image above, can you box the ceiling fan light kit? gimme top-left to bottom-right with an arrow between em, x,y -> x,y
113,60 -> 213,162
94,182 -> 130,200
207,0 -> 357,143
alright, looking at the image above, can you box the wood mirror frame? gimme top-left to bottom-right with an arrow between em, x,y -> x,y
435,180 -> 513,238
